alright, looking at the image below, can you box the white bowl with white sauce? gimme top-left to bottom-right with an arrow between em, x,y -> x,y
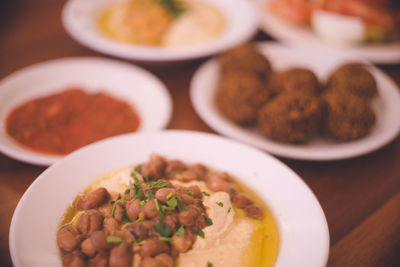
62,0 -> 259,63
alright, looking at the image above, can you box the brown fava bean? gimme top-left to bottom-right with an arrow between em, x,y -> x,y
189,164 -> 207,180
76,187 -> 110,210
234,193 -> 253,209
140,257 -> 159,267
124,220 -> 156,240
163,213 -> 178,231
57,225 -> 82,252
76,210 -> 103,236
81,238 -> 96,257
179,194 -> 195,205
178,207 -> 198,226
89,254 -> 108,267
109,229 -> 135,244
126,199 -> 141,221
244,204 -> 263,219
171,235 -> 194,253
63,251 -> 86,267
141,154 -> 166,179
155,253 -> 174,267
113,202 -> 124,222
90,230 -> 109,253
155,188 -> 176,203
188,185 -> 202,199
109,243 -> 133,267
175,170 -> 197,182
143,199 -> 158,219
206,176 -> 234,195
165,160 -> 186,178
140,239 -> 169,257
207,171 -> 232,181
104,217 -> 119,234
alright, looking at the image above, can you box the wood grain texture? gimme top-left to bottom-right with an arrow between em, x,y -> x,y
0,1 -> 399,267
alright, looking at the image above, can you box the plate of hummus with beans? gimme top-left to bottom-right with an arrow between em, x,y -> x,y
9,131 -> 329,267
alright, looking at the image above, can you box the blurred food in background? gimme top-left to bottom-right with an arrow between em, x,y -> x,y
98,0 -> 226,47
268,0 -> 400,45
5,88 -> 140,155
215,44 -> 378,144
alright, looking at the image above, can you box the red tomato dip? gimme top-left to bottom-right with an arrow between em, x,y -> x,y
5,88 -> 140,155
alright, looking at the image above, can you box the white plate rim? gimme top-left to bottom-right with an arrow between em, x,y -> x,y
190,42 -> 400,161
61,0 -> 260,62
256,0 -> 400,64
0,57 -> 173,166
9,130 -> 330,267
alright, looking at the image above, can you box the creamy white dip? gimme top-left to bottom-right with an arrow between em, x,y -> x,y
163,1 -> 226,47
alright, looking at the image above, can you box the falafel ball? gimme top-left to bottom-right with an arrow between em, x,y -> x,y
269,68 -> 321,95
216,72 -> 272,125
327,63 -> 378,100
219,44 -> 272,79
257,92 -> 322,143
322,91 -> 376,141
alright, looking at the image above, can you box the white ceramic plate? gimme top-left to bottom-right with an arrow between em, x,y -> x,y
190,42 -> 400,161
257,0 -> 400,64
0,57 -> 172,166
62,0 -> 259,63
9,130 -> 329,267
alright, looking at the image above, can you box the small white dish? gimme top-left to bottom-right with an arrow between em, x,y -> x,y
190,42 -> 400,161
62,0 -> 259,63
9,130 -> 329,267
0,57 -> 172,166
257,0 -> 400,64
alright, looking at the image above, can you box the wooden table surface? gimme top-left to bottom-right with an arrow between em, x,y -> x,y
1,1 -> 399,266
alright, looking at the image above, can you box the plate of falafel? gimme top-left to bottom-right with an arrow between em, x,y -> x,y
190,42 -> 400,160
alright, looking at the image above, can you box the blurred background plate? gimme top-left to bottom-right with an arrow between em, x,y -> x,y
190,42 -> 400,161
257,0 -> 400,64
0,57 -> 172,166
62,0 -> 259,63
9,130 -> 329,267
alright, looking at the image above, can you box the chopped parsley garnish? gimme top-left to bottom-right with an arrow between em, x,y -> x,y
175,225 -> 185,237
159,236 -> 173,242
149,180 -> 169,189
157,0 -> 185,17
124,188 -> 130,195
228,207 -> 231,213
207,262 -> 213,267
153,222 -> 172,237
216,202 -> 224,207
187,191 -> 194,196
166,197 -> 178,210
196,228 -> 205,239
206,217 -> 213,226
121,214 -> 132,223
134,164 -> 142,173
146,190 -> 155,199
110,205 -> 116,217
202,191 -> 210,197
106,236 -> 125,243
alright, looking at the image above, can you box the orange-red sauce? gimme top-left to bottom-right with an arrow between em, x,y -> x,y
6,88 -> 140,155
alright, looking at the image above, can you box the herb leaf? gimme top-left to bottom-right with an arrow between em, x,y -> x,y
153,222 -> 172,237
206,217 -> 213,226
175,225 -> 185,237
106,236 -> 125,243
196,228 -> 205,239
216,202 -> 224,207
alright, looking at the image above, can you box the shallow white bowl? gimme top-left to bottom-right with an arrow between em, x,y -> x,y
62,0 -> 259,63
0,57 -> 172,166
190,42 -> 400,161
9,130 -> 329,267
257,0 -> 400,64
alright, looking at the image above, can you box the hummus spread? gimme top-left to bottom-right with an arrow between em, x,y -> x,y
64,163 -> 279,267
